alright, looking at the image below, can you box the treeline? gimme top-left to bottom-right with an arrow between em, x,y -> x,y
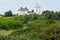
1,10 -> 60,20
42,10 -> 60,20
0,10 -> 16,17
2,10 -> 60,20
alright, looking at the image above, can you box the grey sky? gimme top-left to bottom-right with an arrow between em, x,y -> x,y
0,0 -> 60,14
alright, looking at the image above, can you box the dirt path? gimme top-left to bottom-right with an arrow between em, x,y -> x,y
0,30 -> 14,36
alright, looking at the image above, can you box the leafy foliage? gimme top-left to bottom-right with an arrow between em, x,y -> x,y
0,10 -> 60,40
42,10 -> 60,20
2,26 -> 60,40
0,18 -> 23,30
13,14 -> 39,24
4,10 -> 13,17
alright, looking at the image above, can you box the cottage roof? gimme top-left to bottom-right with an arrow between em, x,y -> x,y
18,7 -> 28,11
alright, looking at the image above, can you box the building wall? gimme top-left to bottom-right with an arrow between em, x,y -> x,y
18,11 -> 29,15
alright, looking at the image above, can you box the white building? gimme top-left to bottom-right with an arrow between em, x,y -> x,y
17,1 -> 40,15
18,7 -> 29,15
34,1 -> 40,14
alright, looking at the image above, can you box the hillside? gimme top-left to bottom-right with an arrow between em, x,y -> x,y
0,11 -> 60,40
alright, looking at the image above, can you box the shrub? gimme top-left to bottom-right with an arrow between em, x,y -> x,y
25,20 -> 56,28
3,26 -> 60,40
0,18 -> 23,30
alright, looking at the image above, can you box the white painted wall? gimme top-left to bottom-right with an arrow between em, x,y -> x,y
18,11 -> 29,15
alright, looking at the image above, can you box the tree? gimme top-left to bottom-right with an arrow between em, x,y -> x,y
4,10 -> 13,17
42,10 -> 60,20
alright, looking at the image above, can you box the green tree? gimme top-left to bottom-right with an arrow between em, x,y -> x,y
4,10 -> 13,17
42,10 -> 60,20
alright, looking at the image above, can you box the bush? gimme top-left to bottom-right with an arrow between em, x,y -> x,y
24,20 -> 56,28
39,26 -> 60,40
3,26 -> 60,40
13,15 -> 25,23
0,18 -> 23,30
13,14 -> 40,24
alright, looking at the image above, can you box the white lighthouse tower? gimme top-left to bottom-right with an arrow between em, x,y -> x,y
34,1 -> 40,14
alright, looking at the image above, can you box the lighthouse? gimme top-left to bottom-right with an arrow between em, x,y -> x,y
34,1 -> 40,14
